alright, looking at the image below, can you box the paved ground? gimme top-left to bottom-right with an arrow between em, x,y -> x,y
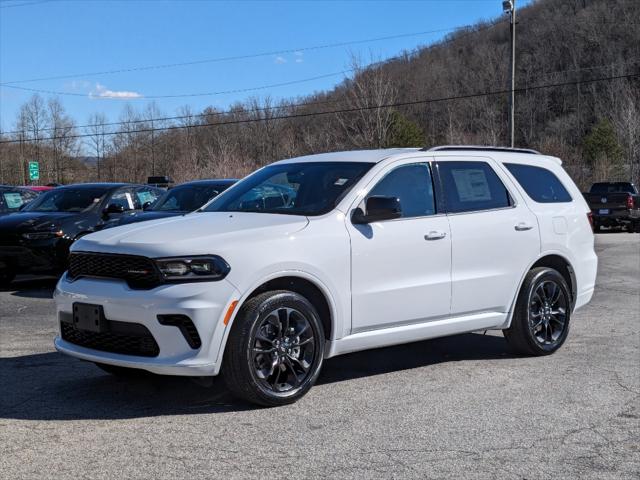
1,234 -> 638,479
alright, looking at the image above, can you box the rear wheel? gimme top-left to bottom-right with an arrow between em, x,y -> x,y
504,267 -> 571,356
222,290 -> 325,407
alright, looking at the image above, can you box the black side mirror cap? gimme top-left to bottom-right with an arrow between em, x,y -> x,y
352,196 -> 402,224
103,204 -> 125,217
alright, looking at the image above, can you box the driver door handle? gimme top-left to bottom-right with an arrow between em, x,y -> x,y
515,222 -> 534,231
424,231 -> 447,240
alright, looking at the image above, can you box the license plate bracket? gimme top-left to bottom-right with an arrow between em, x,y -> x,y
599,209 -> 609,215
72,303 -> 106,333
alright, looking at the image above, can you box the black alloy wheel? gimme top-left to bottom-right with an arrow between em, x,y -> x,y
504,267 -> 571,356
222,290 -> 325,407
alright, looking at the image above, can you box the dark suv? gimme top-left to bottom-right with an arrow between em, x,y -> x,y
0,183 -> 162,286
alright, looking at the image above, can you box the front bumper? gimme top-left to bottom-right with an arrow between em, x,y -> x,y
54,273 -> 240,376
0,238 -> 68,274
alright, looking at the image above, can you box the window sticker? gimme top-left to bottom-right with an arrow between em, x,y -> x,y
137,191 -> 155,205
451,169 -> 492,202
334,178 -> 348,186
3,193 -> 24,209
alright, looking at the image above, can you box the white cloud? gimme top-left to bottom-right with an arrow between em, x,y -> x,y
294,51 -> 304,63
89,83 -> 142,99
274,56 -> 287,64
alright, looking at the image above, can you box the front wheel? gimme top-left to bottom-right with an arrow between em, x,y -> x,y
503,267 -> 571,356
222,290 -> 325,407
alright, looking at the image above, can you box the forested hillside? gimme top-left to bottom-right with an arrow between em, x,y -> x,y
1,0 -> 638,188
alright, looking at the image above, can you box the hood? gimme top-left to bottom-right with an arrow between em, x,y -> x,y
0,211 -> 80,232
72,211 -> 309,257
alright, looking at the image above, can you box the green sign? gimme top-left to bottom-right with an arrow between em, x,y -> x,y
28,161 -> 39,181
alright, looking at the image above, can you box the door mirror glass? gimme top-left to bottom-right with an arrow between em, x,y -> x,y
352,196 -> 402,224
142,201 -> 152,211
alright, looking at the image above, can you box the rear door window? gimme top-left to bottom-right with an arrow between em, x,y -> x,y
438,161 -> 512,213
505,163 -> 572,203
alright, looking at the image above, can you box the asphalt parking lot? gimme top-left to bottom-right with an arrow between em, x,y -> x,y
1,234 -> 638,479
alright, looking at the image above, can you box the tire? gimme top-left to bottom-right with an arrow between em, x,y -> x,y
593,223 -> 602,233
222,290 -> 325,407
503,267 -> 571,356
94,362 -> 151,378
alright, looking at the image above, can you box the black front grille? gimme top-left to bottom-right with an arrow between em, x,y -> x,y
68,252 -> 161,289
61,319 -> 160,357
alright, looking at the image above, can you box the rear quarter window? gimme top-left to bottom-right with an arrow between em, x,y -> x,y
505,163 -> 572,203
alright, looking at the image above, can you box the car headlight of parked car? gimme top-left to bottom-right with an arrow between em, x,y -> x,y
154,256 -> 230,281
22,230 -> 64,240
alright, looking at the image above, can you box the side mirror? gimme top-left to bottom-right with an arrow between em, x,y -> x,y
351,196 -> 402,224
103,203 -> 125,218
142,201 -> 152,211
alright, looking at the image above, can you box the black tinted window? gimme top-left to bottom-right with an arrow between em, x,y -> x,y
367,163 -> 436,218
505,163 -> 572,203
439,161 -> 511,213
590,183 -> 636,194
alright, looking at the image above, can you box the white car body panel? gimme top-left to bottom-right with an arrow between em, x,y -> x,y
54,147 -> 598,376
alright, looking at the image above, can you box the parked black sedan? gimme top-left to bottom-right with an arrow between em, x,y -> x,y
105,179 -> 237,228
0,183 -> 162,286
0,186 -> 39,216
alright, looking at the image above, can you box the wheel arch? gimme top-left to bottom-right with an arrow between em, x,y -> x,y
504,252 -> 577,329
213,271 -> 339,373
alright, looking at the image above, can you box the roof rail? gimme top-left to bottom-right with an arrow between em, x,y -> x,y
424,145 -> 541,155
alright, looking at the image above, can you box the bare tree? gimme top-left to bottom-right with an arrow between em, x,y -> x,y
337,55 -> 398,148
86,112 -> 109,181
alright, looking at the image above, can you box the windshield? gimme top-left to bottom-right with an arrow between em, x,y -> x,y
202,162 -> 374,216
23,188 -> 107,213
153,184 -> 230,212
591,183 -> 637,194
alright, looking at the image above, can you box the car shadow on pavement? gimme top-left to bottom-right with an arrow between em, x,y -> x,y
2,276 -> 58,299
0,332 -> 515,420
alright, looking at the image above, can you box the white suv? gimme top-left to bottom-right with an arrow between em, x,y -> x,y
54,147 -> 598,406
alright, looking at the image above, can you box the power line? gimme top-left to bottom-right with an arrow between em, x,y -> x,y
0,26 -> 479,85
0,69 -> 351,99
1,72 -> 636,145
2,58 -> 635,136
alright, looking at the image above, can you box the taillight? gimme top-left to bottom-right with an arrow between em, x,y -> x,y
626,194 -> 634,210
587,212 -> 594,229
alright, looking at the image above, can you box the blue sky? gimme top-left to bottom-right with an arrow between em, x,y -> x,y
0,0 -> 532,131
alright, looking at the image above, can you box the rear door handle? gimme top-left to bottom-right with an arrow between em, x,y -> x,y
424,231 -> 447,240
515,222 -> 534,231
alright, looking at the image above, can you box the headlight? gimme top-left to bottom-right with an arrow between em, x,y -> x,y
154,256 -> 230,282
22,230 -> 64,240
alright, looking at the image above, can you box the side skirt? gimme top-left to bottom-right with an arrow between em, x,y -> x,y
326,311 -> 507,358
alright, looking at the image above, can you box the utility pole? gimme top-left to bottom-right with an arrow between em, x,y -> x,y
503,0 -> 516,147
